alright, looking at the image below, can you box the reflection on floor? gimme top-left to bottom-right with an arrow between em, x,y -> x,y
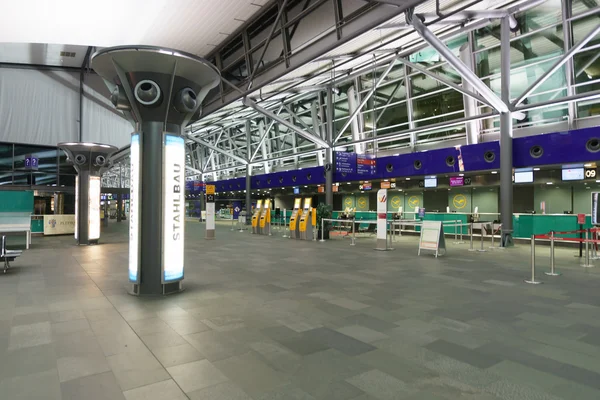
1,221 -> 600,400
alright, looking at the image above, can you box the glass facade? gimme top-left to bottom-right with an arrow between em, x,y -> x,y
0,142 -> 75,187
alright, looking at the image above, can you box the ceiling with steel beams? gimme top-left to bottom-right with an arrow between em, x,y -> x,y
32,0 -> 597,189
160,0 -> 599,186
0,0 -> 272,66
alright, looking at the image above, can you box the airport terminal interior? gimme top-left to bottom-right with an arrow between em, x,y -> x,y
2,0 -> 600,399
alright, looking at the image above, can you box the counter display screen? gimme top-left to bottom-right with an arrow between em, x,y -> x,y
129,134 -> 140,283
514,171 -> 533,183
424,178 -> 437,188
449,176 -> 464,187
293,187 -> 300,194
562,168 -> 584,181
162,134 -> 185,283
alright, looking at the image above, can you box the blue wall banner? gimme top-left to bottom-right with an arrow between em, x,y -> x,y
335,152 -> 357,174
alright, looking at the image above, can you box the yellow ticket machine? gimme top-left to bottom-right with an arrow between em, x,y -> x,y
252,199 -> 263,234
299,198 -> 314,240
259,199 -> 271,235
289,198 -> 302,239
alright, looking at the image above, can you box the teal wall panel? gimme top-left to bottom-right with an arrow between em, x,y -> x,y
0,190 -> 33,212
534,185 -> 572,214
448,189 -> 471,213
472,187 -> 499,214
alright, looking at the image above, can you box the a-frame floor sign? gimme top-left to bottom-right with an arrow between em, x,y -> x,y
418,220 -> 446,257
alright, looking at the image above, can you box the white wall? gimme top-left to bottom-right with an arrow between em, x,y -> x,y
0,67 -> 131,148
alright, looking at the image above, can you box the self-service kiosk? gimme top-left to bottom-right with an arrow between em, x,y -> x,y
259,199 -> 271,235
299,198 -> 316,240
289,198 -> 302,239
252,199 -> 263,234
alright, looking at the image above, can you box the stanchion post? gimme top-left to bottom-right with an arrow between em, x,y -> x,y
282,209 -> 289,238
350,219 -> 356,246
319,218 -> 325,242
525,235 -> 542,284
230,217 -> 235,231
477,224 -> 487,252
545,231 -> 560,276
583,229 -> 593,268
468,222 -> 475,251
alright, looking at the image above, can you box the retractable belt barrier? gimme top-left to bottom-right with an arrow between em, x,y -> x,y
527,228 -> 596,284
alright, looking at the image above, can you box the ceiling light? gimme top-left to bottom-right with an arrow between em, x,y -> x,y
459,174 -> 464,177
347,182 -> 351,185
584,163 -> 593,167
406,178 -> 411,181
491,171 -> 498,174
546,182 -> 553,185
533,168 -> 540,171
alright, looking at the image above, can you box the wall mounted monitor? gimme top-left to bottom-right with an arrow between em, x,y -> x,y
562,167 -> 584,181
424,178 -> 437,188
293,187 -> 300,194
514,171 -> 533,183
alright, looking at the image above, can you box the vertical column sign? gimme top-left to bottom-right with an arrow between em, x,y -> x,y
163,134 -> 185,282
88,176 -> 101,240
129,134 -> 141,282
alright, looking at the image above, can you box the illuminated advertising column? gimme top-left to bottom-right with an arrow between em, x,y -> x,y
92,46 -> 220,295
58,143 -> 118,245
375,189 -> 389,251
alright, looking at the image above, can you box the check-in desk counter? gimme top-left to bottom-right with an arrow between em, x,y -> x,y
512,213 -> 591,239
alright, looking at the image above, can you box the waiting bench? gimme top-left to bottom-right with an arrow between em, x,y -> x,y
0,213 -> 31,249
1,235 -> 22,273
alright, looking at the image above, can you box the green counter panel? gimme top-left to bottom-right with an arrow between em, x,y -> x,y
31,218 -> 44,233
512,214 -> 592,239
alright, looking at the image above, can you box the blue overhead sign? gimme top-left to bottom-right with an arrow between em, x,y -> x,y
357,154 -> 376,176
335,152 -> 357,174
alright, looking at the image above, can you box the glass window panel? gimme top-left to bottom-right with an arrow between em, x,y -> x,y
13,145 -> 57,173
59,174 -> 76,187
573,47 -> 600,94
375,102 -> 409,134
31,173 -> 57,186
578,99 -> 600,117
12,170 -> 31,185
572,0 -> 600,17
413,90 -> 464,128
572,13 -> 600,50
0,171 -> 12,185
0,144 -> 12,170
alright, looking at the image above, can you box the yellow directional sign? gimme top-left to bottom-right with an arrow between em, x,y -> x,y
453,194 -> 467,209
408,196 -> 420,208
206,185 -> 215,195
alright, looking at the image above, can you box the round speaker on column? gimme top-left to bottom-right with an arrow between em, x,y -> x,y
529,145 -> 543,158
74,154 -> 87,165
414,160 -> 422,170
484,150 -> 496,163
174,88 -> 197,113
134,80 -> 162,106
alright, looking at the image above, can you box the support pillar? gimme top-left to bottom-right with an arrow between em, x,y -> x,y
500,17 -> 514,247
325,87 -> 334,208
58,143 -> 117,245
92,46 -> 220,295
117,193 -> 123,222
246,169 -> 252,224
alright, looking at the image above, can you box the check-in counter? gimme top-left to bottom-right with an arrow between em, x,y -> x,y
512,214 -> 592,239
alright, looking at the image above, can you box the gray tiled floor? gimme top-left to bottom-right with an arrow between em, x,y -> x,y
2,220 -> 600,399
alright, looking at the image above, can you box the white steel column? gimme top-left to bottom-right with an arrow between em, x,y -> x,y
347,85 -> 366,154
459,38 -> 480,145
